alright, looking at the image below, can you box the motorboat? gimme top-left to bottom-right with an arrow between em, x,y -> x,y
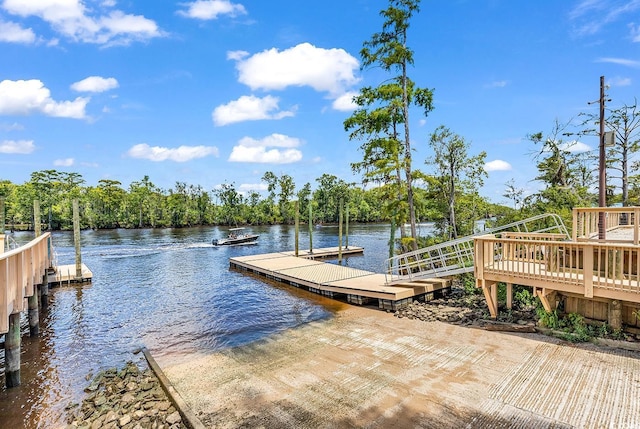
212,228 -> 259,246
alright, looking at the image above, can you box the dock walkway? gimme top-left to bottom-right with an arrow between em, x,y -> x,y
230,246 -> 450,310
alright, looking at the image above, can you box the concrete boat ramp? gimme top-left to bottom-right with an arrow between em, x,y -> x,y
229,246 -> 450,310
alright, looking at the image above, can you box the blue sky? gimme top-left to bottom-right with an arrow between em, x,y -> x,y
0,0 -> 639,205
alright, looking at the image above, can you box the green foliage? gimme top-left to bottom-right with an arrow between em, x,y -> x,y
513,288 -> 537,309
536,308 -> 559,329
459,273 -> 480,296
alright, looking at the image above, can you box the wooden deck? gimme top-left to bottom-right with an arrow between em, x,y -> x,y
230,247 -> 450,310
474,215 -> 640,329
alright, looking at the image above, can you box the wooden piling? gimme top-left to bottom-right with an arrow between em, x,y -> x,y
609,300 -> 622,331
28,293 -> 39,336
294,200 -> 299,257
40,271 -> 49,310
345,200 -> 349,249
73,199 -> 82,280
5,312 -> 21,387
34,199 -> 41,237
338,198 -> 343,263
308,202 -> 313,255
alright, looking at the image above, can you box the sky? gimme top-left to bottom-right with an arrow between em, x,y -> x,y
0,0 -> 639,205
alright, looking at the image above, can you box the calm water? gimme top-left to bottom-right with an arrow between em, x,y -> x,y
0,223 -> 412,428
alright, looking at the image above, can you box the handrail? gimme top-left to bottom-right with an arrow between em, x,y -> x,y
573,207 -> 640,245
1,232 -> 53,334
385,213 -> 569,284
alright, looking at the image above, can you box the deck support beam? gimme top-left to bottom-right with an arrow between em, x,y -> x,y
535,288 -> 557,313
481,280 -> 498,319
506,283 -> 513,310
5,312 -> 21,387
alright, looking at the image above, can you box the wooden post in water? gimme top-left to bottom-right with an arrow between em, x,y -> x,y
28,290 -> 39,337
5,312 -> 21,387
294,200 -> 299,257
338,198 -> 343,263
345,200 -> 349,249
73,199 -> 83,280
41,271 -> 49,310
34,199 -> 41,237
308,202 -> 313,255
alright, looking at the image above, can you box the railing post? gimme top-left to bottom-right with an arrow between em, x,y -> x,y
583,243 -> 594,298
635,208 -> 639,246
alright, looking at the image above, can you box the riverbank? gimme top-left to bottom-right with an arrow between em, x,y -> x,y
159,304 -> 640,428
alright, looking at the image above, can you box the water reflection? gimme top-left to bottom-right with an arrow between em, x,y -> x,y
1,224 -> 399,428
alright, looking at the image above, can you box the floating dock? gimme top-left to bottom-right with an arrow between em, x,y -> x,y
230,246 -> 450,310
49,264 -> 93,286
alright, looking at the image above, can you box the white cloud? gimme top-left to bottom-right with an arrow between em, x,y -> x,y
227,50 -> 248,61
212,95 -> 295,126
570,0 -> 640,37
0,79 -> 89,119
485,160 -> 512,172
485,80 -> 508,88
332,91 -> 358,111
231,42 -> 360,97
53,157 -> 74,166
0,139 -> 35,154
609,76 -> 632,86
177,0 -> 247,20
239,183 -> 268,192
71,76 -> 119,93
596,57 -> 640,68
229,133 -> 303,164
1,0 -> 162,46
559,140 -> 592,153
0,19 -> 36,43
0,122 -> 24,131
630,23 -> 640,42
126,143 -> 219,162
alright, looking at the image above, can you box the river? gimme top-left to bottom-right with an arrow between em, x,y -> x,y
0,223 -> 434,428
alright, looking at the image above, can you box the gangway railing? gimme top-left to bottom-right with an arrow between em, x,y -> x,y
385,213 -> 570,284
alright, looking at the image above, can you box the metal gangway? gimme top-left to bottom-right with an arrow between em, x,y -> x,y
385,213 -> 570,284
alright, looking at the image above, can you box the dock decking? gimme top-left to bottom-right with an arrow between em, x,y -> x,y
49,264 -> 93,285
230,246 -> 450,310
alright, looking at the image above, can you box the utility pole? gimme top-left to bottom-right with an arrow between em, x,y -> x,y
588,76 -> 608,239
598,76 -> 607,240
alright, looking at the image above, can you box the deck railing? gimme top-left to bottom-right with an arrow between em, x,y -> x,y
573,207 -> 640,244
0,232 -> 53,333
474,234 -> 640,303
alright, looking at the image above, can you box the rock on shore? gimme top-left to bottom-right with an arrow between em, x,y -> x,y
65,361 -> 187,429
393,285 -> 538,327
